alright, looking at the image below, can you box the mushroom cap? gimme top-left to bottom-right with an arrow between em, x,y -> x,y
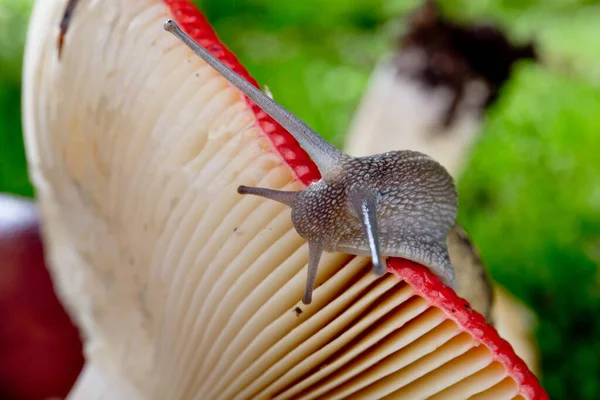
22,0 -> 547,399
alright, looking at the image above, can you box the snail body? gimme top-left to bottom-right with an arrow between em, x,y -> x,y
165,21 -> 458,304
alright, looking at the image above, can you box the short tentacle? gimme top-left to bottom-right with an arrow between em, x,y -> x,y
303,241 -> 324,305
237,186 -> 298,207
164,20 -> 345,175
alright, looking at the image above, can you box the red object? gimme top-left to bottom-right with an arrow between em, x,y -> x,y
162,1 -> 549,398
0,195 -> 84,400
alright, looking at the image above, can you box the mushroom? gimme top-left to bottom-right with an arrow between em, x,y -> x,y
346,0 -> 539,373
0,194 -> 84,399
22,0 -> 547,398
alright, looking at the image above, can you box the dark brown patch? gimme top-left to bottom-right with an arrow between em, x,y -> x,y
58,0 -> 80,59
294,307 -> 303,316
396,0 -> 537,128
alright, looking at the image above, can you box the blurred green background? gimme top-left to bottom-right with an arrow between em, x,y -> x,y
2,0 -> 600,398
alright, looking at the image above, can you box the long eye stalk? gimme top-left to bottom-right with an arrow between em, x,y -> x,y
164,20 -> 344,175
351,193 -> 385,275
360,198 -> 385,275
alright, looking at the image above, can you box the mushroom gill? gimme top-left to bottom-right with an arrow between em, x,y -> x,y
22,0 -> 547,399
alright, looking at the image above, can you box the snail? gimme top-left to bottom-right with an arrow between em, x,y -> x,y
164,20 -> 458,305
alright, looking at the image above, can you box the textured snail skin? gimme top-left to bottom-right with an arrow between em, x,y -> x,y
166,21 -> 458,304
291,152 -> 457,279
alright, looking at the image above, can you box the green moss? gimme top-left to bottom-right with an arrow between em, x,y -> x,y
0,0 -> 33,197
458,64 -> 600,399
0,0 -> 33,84
0,84 -> 32,197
